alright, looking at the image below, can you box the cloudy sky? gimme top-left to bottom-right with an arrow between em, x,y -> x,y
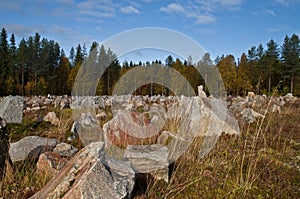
1,0 -> 300,62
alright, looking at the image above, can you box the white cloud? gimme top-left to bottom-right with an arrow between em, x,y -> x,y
275,0 -> 300,6
195,0 -> 242,11
159,0 -> 243,25
187,13 -> 216,24
267,25 -> 290,32
195,15 -> 216,24
266,9 -> 276,16
197,28 -> 213,34
160,3 -> 185,13
120,5 -> 140,14
76,0 -> 116,18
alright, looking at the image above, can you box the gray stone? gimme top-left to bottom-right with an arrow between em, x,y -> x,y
77,112 -> 103,146
53,142 -> 78,157
43,112 -> 60,126
9,136 -> 58,162
241,108 -> 264,123
124,144 -> 169,182
0,96 -> 23,123
30,142 -> 135,199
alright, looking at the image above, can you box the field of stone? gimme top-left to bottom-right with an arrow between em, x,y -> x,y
0,93 -> 299,198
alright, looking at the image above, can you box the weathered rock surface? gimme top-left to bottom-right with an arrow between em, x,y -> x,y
30,142 -> 135,199
77,113 -> 103,146
103,110 -> 159,147
124,144 -> 169,182
36,152 -> 68,177
0,96 -> 23,123
43,112 -> 60,126
53,142 -> 78,157
9,136 -> 58,162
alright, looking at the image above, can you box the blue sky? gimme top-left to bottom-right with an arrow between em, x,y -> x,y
1,0 -> 300,63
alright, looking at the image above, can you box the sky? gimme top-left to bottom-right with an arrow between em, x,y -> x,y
1,0 -> 300,63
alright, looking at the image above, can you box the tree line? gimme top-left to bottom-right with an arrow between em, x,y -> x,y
0,27 -> 299,96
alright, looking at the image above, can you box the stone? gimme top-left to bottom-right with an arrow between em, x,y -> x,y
124,144 -> 169,182
36,152 -> 68,177
9,136 -> 58,162
272,104 -> 281,113
103,110 -> 159,147
77,113 -> 103,146
70,121 -> 81,137
0,96 -> 23,123
96,111 -> 108,120
284,93 -> 297,102
241,108 -> 264,123
198,85 -> 207,98
60,98 -> 70,110
54,96 -> 62,108
30,142 -> 135,199
247,91 -> 255,98
43,112 -> 60,126
53,142 -> 78,157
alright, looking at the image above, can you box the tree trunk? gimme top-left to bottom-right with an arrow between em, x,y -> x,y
291,75 -> 294,94
268,75 -> 271,93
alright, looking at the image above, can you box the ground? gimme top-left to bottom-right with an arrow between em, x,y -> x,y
0,98 -> 299,199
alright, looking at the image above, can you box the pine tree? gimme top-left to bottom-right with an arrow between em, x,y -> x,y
281,34 -> 300,94
264,39 -> 279,93
69,47 -> 75,66
17,39 -> 28,96
165,55 -> 174,66
0,28 -> 9,95
74,44 -> 83,67
89,41 -> 98,54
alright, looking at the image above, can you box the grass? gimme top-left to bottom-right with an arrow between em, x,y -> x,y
134,99 -> 300,198
0,97 -> 299,198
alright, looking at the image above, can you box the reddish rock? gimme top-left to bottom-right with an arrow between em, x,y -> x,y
36,152 -> 68,177
103,111 -> 159,147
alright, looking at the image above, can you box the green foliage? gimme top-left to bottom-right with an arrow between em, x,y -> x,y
0,26 -> 300,96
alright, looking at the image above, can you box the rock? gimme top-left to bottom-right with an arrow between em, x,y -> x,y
43,112 -> 60,126
124,144 -> 169,182
0,96 -> 23,123
31,106 -> 41,111
53,142 -> 78,157
70,121 -> 81,138
60,99 -> 70,110
241,108 -> 264,123
248,91 -> 255,98
272,104 -> 281,113
198,85 -> 207,98
96,111 -> 108,120
103,110 -> 159,147
284,93 -> 297,102
30,142 -> 135,199
36,152 -> 68,177
77,113 -> 103,146
54,96 -> 62,108
9,136 -> 58,162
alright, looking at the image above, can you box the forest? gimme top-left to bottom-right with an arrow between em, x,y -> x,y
0,27 -> 299,97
